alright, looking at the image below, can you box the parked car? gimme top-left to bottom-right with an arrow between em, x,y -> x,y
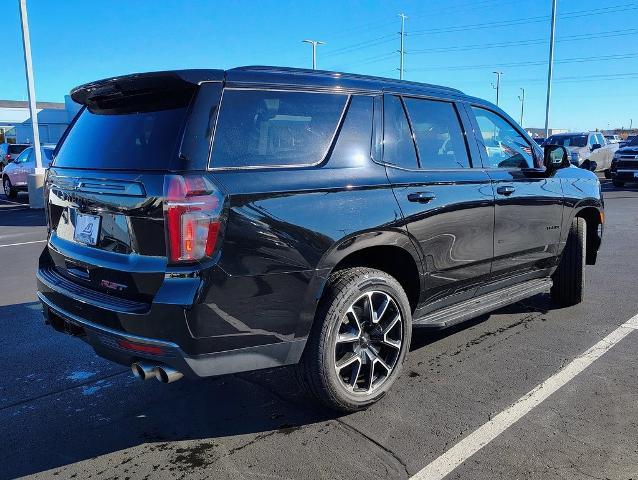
604,134 -> 620,144
533,137 -> 546,145
0,143 -> 29,171
619,135 -> 636,148
544,132 -> 617,176
37,67 -> 603,411
610,135 -> 638,187
2,145 -> 54,198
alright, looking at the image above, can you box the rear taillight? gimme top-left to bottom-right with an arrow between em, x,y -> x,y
163,175 -> 224,264
4,154 -> 10,160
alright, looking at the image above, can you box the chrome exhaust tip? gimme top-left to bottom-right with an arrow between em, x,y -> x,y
154,365 -> 183,384
131,361 -> 157,381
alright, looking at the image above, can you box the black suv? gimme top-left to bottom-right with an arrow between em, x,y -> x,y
611,135 -> 638,187
37,67 -> 603,411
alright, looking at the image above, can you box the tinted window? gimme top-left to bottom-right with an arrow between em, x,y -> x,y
383,95 -> 418,169
53,107 -> 189,170
329,96 -> 373,168
546,135 -> 587,147
403,98 -> 469,169
629,136 -> 638,146
8,144 -> 28,155
14,148 -> 32,164
211,90 -> 347,168
473,107 -> 533,169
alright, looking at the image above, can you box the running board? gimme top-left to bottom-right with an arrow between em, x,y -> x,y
413,278 -> 552,329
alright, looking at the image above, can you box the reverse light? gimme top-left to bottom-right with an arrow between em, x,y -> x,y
164,175 -> 224,264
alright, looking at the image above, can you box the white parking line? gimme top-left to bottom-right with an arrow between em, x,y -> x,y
0,239 -> 46,248
411,313 -> 638,480
0,198 -> 28,206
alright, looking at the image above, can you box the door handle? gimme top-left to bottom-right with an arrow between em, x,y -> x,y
496,185 -> 516,196
407,191 -> 436,203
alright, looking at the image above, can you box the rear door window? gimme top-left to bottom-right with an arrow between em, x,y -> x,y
211,90 -> 348,168
403,97 -> 470,169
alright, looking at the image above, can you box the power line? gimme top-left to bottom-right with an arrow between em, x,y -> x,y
407,28 -> 638,55
409,2 -> 638,36
409,52 -> 638,72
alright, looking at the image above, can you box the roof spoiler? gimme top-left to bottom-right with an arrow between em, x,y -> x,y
70,69 -> 225,106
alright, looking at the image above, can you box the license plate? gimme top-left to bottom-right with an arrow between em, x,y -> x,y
74,213 -> 101,246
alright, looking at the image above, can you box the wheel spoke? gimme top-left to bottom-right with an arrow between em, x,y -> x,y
376,294 -> 391,323
335,351 -> 359,370
382,314 -> 402,349
337,331 -> 359,344
366,292 -> 376,323
346,307 -> 363,337
348,356 -> 363,388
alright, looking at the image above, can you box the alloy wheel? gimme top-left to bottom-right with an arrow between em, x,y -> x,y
333,290 -> 403,394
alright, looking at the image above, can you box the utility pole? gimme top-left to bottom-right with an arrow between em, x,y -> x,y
518,88 -> 525,127
302,39 -> 325,70
398,13 -> 407,80
492,71 -> 503,106
544,0 -> 557,138
18,0 -> 44,209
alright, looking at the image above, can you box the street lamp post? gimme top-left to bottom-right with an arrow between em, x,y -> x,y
302,39 -> 325,70
18,0 -> 45,209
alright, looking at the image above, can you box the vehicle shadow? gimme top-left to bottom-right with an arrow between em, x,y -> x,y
0,195 -> 46,227
2,293 -> 553,479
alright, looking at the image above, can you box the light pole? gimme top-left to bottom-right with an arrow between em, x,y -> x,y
544,0 -> 557,138
398,13 -> 407,80
18,0 -> 44,209
302,39 -> 325,70
492,71 -> 503,106
518,88 -> 525,127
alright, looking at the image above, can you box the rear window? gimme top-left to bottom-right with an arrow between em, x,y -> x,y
8,144 -> 28,154
53,106 -> 189,170
546,135 -> 587,148
211,90 -> 348,168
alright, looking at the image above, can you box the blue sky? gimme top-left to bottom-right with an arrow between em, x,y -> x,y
2,0 -> 637,131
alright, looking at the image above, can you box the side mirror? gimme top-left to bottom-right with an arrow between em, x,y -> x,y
591,144 -> 602,151
543,144 -> 570,173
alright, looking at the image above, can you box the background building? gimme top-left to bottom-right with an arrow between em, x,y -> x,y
0,96 -> 80,145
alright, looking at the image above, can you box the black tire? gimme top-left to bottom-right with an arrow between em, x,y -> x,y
3,177 -> 17,199
298,267 -> 412,412
612,180 -> 625,188
551,217 -> 586,307
604,169 -> 611,179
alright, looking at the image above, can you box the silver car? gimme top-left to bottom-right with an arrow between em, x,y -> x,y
545,132 -> 618,176
2,146 -> 54,198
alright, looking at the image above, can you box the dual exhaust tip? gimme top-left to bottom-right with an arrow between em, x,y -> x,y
131,361 -> 183,383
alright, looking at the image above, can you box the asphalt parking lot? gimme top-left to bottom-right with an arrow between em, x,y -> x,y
1,180 -> 637,480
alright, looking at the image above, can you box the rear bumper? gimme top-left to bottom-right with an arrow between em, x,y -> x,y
38,292 -> 305,378
37,269 -> 306,379
612,170 -> 638,182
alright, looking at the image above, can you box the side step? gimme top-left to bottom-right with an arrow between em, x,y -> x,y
413,278 -> 552,329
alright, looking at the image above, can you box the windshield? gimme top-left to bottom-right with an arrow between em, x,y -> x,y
546,135 -> 587,148
628,136 -> 638,147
